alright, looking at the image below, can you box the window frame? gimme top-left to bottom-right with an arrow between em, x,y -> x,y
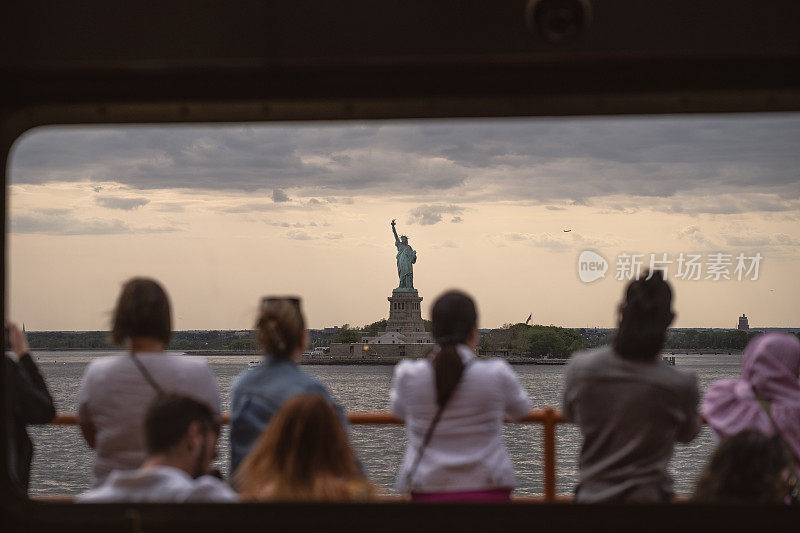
2,1 -> 800,531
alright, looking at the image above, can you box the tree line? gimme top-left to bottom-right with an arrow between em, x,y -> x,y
24,327 -> 798,355
26,330 -> 260,351
479,324 -> 585,358
331,319 -> 432,344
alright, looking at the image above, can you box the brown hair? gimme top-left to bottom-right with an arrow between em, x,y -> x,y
233,394 -> 372,502
613,270 -> 674,361
255,297 -> 305,359
431,290 -> 477,408
693,430 -> 791,504
111,278 -> 172,345
144,393 -> 218,455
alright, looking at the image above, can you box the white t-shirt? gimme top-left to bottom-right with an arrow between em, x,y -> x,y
390,345 -> 532,493
77,353 -> 221,485
76,465 -> 239,503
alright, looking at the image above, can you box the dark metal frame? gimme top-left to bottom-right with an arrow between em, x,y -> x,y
2,1 -> 799,531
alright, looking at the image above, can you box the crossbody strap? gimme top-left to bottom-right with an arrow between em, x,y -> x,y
129,353 -> 164,395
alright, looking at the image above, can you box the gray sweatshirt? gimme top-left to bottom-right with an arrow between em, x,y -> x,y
562,346 -> 700,503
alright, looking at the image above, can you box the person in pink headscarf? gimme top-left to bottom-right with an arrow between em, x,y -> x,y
702,333 -> 800,466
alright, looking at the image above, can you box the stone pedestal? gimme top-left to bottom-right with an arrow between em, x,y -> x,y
386,290 -> 425,334
329,288 -> 433,358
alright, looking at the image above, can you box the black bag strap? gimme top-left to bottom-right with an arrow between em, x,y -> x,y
404,358 -> 472,491
129,353 -> 164,395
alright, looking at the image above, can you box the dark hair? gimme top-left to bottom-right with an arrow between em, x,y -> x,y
693,430 -> 791,504
234,394 -> 369,501
111,278 -> 172,345
255,297 -> 305,360
430,290 -> 477,408
144,393 -> 218,455
613,270 -> 674,361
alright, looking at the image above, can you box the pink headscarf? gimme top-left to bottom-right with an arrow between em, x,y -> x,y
702,332 -> 800,461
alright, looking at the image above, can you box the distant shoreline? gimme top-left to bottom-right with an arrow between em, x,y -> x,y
31,349 -> 743,365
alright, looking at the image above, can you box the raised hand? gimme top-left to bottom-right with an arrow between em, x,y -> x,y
7,322 -> 29,358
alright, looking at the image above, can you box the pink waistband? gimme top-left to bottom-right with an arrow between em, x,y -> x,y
410,489 -> 512,503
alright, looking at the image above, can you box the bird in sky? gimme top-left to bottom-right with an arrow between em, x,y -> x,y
563,229 -> 572,233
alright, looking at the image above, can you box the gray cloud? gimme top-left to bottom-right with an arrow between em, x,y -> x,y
286,229 -> 313,240
775,233 -> 800,246
502,231 -> 615,253
450,216 -> 463,223
659,193 -> 800,215
725,235 -> 772,247
11,215 -> 130,235
8,116 -> 800,212
272,188 -> 290,202
324,232 -> 343,240
407,204 -> 464,226
674,225 -> 800,252
95,196 -> 150,210
220,202 -> 300,214
10,212 -> 179,235
724,233 -> 800,248
39,208 -> 72,216
153,202 -> 186,213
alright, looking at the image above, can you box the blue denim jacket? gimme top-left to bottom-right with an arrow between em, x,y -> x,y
229,356 -> 349,473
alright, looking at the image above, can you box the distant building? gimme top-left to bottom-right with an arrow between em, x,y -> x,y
737,314 -> 750,331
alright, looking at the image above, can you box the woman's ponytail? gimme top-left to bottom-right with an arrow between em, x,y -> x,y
432,342 -> 464,408
430,291 -> 478,408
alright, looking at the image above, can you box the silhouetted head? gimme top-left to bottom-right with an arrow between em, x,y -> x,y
256,296 -> 306,360
144,393 -> 219,478
111,278 -> 172,346
693,430 -> 791,504
233,394 -> 365,501
613,270 -> 674,361
401,235 -> 409,244
430,290 -> 478,408
432,290 -> 477,347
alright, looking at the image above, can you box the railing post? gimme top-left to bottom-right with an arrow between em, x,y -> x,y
543,407 -> 557,503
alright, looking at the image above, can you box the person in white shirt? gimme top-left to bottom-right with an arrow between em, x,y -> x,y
390,290 -> 532,502
77,278 -> 221,485
78,393 -> 238,503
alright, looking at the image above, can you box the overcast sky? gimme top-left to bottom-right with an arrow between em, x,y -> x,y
7,114 -> 800,331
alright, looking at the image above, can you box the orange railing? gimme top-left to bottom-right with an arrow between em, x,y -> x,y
47,409 -> 568,502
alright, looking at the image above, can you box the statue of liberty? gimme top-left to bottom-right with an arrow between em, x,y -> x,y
391,219 -> 417,291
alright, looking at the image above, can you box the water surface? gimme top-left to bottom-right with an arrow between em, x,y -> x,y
27,351 -> 742,497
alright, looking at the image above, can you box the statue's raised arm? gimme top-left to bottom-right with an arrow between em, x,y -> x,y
391,219 -> 416,291
391,219 -> 400,245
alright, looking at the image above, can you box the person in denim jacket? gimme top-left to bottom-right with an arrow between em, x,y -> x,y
229,297 -> 349,474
